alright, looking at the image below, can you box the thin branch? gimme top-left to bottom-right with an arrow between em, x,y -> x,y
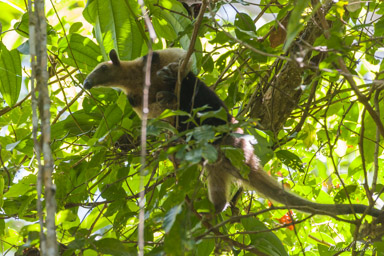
371,87 -> 382,194
137,1 -> 157,255
185,196 -> 269,256
337,58 -> 384,138
28,0 -> 45,252
29,0 -> 58,255
0,92 -> 31,117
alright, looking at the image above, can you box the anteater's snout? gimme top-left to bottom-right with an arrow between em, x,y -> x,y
83,79 -> 93,89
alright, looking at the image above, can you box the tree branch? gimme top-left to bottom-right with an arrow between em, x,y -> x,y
29,0 -> 58,255
337,58 -> 384,138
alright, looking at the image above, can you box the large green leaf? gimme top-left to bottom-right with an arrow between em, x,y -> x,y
283,0 -> 310,52
334,185 -> 358,204
83,0 -> 145,60
163,204 -> 182,233
13,13 -> 29,38
222,145 -> 250,177
374,18 -> 384,37
51,110 -> 101,140
93,102 -> 123,139
0,2 -> 23,31
92,238 -> 134,256
4,175 -> 36,198
59,33 -> 101,73
0,42 -> 22,106
147,0 -> 190,41
276,150 -> 304,173
242,218 -> 288,256
235,12 -> 257,42
362,99 -> 384,164
0,176 -> 4,208
147,0 -> 202,69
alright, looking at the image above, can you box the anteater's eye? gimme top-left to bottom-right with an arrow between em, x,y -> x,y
100,65 -> 108,72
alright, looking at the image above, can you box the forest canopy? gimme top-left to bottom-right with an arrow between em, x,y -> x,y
0,0 -> 384,255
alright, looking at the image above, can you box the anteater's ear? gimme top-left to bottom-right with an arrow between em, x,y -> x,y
109,49 -> 120,66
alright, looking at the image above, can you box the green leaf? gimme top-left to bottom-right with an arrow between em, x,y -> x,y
373,241 -> 384,254
348,156 -> 362,177
0,42 -> 22,106
163,204 -> 187,255
113,208 -> 136,233
0,2 -> 23,31
83,0 -> 145,60
248,129 -> 274,165
149,0 -> 187,41
201,143 -> 218,163
5,140 -> 21,151
196,239 -> 214,255
18,194 -> 34,217
92,238 -> 133,256
189,125 -> 216,142
147,0 -> 202,69
56,209 -> 77,225
0,176 -> 4,208
69,22 -> 83,34
235,12 -> 257,41
0,219 -> 4,236
99,181 -> 127,201
177,165 -> 199,197
362,100 -> 384,164
374,18 -> 384,36
4,175 -> 36,198
104,200 -> 126,217
93,103 -> 123,139
182,147 -> 202,164
198,107 -> 229,125
51,110 -> 100,139
116,92 -> 127,112
202,54 -> 214,73
318,243 -> 335,256
11,104 -> 32,126
163,204 -> 182,233
334,185 -> 358,204
222,146 -> 250,177
275,150 -> 304,172
235,13 -> 256,32
242,218 -> 288,256
283,0 -> 310,51
374,184 -> 384,194
17,40 -> 30,55
158,108 -> 188,118
60,33 -> 101,73
302,123 -> 316,148
13,13 -> 29,37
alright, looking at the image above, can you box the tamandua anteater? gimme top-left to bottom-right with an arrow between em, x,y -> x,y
83,48 -> 382,217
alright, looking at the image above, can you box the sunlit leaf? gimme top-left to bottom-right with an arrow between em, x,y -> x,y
60,33 -> 101,73
83,0 -> 145,60
334,185 -> 358,204
4,175 -> 36,198
283,0 -> 310,51
0,42 -> 21,106
242,218 -> 288,256
0,176 -> 4,208
93,103 -> 123,139
92,238 -> 133,256
276,150 -> 304,172
163,204 -> 182,233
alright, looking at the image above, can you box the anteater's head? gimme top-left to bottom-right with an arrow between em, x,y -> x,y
83,49 -> 144,94
83,48 -> 191,95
